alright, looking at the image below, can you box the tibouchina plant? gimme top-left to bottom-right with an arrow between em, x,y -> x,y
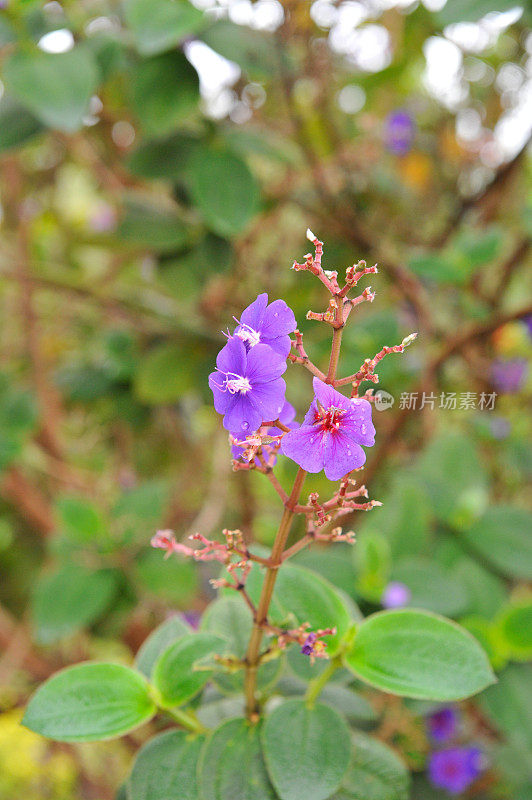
22,233 -> 495,800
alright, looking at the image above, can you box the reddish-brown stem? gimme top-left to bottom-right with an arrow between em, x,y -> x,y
244,467 -> 307,718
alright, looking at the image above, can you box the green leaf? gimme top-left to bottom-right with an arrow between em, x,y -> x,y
197,695 -> 244,728
345,609 -> 495,700
258,564 -> 353,655
451,557 -> 506,618
436,0 -> 521,25
200,717 -> 277,800
331,731 -> 409,800
496,598 -> 532,661
135,548 -> 198,604
135,615 -> 191,678
0,96 -> 43,152
408,253 -> 463,284
132,51 -> 199,136
113,480 -> 170,524
55,496 -> 106,543
127,133 -> 201,180
124,0 -> 206,56
461,506 -> 532,580
201,595 -> 281,693
201,20 -> 277,79
391,557 -> 469,617
319,684 -> 378,725
134,343 -> 194,404
354,531 -> 391,603
128,729 -> 203,800
187,146 -> 260,237
479,664 -> 532,752
3,47 -> 99,133
22,663 -> 155,742
32,565 -> 118,644
152,632 -> 225,707
262,699 -> 351,800
415,433 -> 488,527
117,195 -> 192,252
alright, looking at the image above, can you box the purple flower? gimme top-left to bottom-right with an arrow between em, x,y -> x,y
301,632 -> 317,656
231,399 -> 298,461
209,337 -> 287,434
491,358 -> 527,394
233,293 -> 297,358
523,314 -> 532,339
385,110 -> 416,156
280,378 -> 375,481
429,748 -> 484,794
427,708 -> 459,743
182,611 -> 200,629
382,581 -> 411,609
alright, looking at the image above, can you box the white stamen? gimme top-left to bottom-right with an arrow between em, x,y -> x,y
226,375 -> 252,394
236,324 -> 261,348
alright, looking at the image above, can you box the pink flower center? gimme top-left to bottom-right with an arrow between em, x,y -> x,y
314,405 -> 345,432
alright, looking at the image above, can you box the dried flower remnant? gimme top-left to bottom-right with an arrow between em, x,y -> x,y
230,399 -> 298,463
209,336 -> 287,434
281,378 -> 375,481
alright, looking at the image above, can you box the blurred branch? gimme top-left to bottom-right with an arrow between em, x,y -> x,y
360,300 -> 532,489
0,603 -> 51,681
432,140 -> 531,249
488,236 -> 531,306
1,157 -> 64,461
1,467 -> 55,537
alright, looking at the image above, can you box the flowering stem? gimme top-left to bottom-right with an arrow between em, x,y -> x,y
244,467 -> 307,719
304,656 -> 341,707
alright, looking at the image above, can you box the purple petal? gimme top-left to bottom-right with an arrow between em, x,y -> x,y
261,333 -> 293,359
280,426 -> 325,473
216,337 -> 246,375
312,378 -> 354,413
246,343 -> 287,383
239,293 -> 268,331
209,372 -> 234,414
343,400 -> 375,447
251,377 -> 286,420
279,400 -> 296,426
223,394 -> 262,434
322,431 -> 366,481
260,299 -> 297,339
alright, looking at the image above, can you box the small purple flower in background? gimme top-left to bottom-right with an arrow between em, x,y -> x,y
385,109 -> 416,156
429,747 -> 484,795
182,611 -> 200,629
234,293 -> 297,358
489,416 -> 511,440
209,337 -> 287,434
381,581 -> 411,609
281,378 -> 375,481
491,358 -> 528,394
231,399 -> 298,461
301,632 -> 317,655
427,707 -> 459,743
523,314 -> 532,339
